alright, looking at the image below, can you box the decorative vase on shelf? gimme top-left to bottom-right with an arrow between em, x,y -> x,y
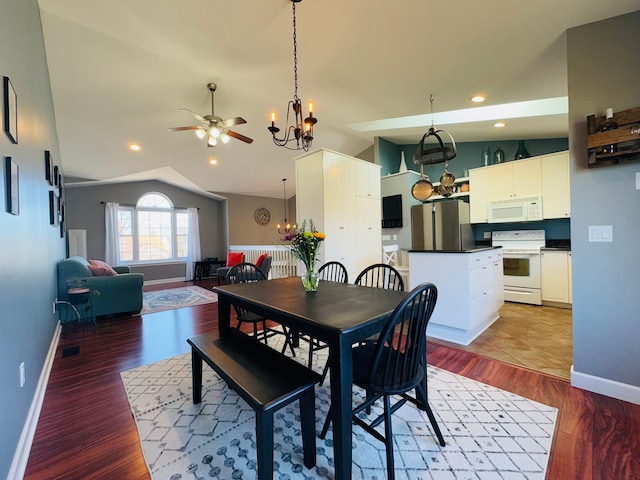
481,147 -> 491,167
301,265 -> 319,292
514,140 -> 530,160
399,151 -> 408,173
493,146 -> 505,164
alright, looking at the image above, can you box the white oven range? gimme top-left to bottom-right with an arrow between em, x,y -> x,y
492,230 -> 545,305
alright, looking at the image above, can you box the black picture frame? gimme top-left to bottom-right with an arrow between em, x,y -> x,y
4,156 -> 19,215
3,76 -> 17,144
53,165 -> 59,186
49,190 -> 58,226
45,151 -> 54,185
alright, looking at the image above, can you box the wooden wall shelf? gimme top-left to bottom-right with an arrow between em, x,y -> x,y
587,106 -> 640,168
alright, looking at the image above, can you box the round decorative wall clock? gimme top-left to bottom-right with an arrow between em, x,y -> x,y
254,207 -> 271,225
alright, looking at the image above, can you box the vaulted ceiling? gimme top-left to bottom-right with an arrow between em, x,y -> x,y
37,0 -> 640,198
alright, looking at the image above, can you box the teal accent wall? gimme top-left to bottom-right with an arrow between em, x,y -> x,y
379,137 -> 569,178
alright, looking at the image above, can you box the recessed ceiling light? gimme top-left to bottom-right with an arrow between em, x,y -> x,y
128,143 -> 141,151
494,122 -> 506,128
209,157 -> 218,165
471,95 -> 486,103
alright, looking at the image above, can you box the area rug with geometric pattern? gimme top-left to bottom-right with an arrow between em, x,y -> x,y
121,335 -> 557,480
141,286 -> 218,314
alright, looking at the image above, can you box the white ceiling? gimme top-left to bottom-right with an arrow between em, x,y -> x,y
37,0 -> 640,198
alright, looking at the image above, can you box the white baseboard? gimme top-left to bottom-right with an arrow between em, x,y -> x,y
571,365 -> 640,405
144,276 -> 187,286
8,323 -> 62,480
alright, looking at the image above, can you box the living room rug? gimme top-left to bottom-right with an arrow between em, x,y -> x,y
121,336 -> 558,479
141,286 -> 218,314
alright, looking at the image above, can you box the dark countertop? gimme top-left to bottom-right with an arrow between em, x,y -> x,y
541,247 -> 571,251
409,246 -> 501,254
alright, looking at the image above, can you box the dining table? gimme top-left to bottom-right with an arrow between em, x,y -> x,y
214,276 -> 408,480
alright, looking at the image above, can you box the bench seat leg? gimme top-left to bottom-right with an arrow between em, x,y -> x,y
255,410 -> 274,480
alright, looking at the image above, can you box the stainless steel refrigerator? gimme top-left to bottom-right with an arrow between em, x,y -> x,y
411,200 -> 474,251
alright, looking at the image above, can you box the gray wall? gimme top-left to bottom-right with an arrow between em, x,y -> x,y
65,181 -> 226,281
0,0 -> 66,476
221,192 -> 297,246
567,11 -> 640,391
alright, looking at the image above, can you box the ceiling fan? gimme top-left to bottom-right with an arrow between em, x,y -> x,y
168,83 -> 253,146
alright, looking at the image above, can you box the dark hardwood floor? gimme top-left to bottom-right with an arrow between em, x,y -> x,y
24,280 -> 640,480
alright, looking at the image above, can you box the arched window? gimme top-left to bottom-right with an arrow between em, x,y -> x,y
117,192 -> 189,263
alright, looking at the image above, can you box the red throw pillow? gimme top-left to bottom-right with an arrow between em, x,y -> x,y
226,252 -> 244,267
255,253 -> 268,268
88,259 -> 118,276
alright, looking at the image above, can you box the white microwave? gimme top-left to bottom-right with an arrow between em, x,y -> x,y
488,196 -> 543,223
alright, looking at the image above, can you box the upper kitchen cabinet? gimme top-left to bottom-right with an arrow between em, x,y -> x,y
296,148 -> 381,281
469,167 -> 489,223
485,157 -> 542,201
541,151 -> 570,218
355,160 -> 381,199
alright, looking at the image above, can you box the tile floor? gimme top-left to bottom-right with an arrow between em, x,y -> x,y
430,302 -> 573,380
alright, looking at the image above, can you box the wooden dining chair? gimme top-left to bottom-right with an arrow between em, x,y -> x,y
317,261 -> 349,283
355,263 -> 405,292
300,261 -> 349,383
320,282 -> 445,480
225,262 -> 295,355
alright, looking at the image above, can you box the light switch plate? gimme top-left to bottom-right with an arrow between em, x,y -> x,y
588,225 -> 613,242
636,172 -> 640,190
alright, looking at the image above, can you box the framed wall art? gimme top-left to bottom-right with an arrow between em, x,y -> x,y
4,156 -> 19,215
49,190 -> 58,226
45,151 -> 54,185
3,76 -> 17,144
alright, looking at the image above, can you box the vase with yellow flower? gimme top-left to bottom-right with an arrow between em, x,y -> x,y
283,219 -> 326,292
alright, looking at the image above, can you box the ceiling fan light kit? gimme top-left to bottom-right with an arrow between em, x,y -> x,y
167,82 -> 254,146
268,0 -> 317,151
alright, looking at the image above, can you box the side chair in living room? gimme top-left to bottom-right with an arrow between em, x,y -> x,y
225,262 -> 295,355
320,282 -> 445,480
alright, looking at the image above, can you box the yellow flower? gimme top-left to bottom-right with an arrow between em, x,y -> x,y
314,232 -> 326,240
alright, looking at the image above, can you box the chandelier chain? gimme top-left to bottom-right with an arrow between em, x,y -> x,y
292,1 -> 299,102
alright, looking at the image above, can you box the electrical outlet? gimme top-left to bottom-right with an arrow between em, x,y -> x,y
484,232 -> 492,239
20,362 -> 25,388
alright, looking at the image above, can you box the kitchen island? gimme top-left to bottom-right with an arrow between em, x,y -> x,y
409,247 -> 503,345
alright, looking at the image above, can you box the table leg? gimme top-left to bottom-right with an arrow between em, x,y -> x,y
191,348 -> 203,404
329,336 -> 353,480
218,298 -> 231,337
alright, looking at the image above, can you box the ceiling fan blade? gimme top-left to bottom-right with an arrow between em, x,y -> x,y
167,126 -> 200,131
226,129 -> 254,144
221,117 -> 247,127
179,108 -> 208,123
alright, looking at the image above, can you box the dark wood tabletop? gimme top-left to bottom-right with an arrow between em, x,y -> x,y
214,276 -> 407,480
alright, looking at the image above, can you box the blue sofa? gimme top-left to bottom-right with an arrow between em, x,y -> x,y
57,256 -> 144,321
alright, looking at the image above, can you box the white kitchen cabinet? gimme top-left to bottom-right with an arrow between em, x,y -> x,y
296,148 -> 381,281
541,151 -> 570,219
409,248 -> 503,345
485,157 -> 542,201
355,160 -> 381,199
541,249 -> 572,307
469,167 -> 489,223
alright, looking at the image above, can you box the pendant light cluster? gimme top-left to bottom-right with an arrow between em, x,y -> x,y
268,0 -> 317,151
277,178 -> 297,234
411,95 -> 458,202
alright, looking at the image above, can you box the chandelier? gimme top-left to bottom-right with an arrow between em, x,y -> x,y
277,178 -> 297,234
268,0 -> 317,151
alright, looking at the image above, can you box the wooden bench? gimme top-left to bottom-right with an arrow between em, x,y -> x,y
187,329 -> 321,480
